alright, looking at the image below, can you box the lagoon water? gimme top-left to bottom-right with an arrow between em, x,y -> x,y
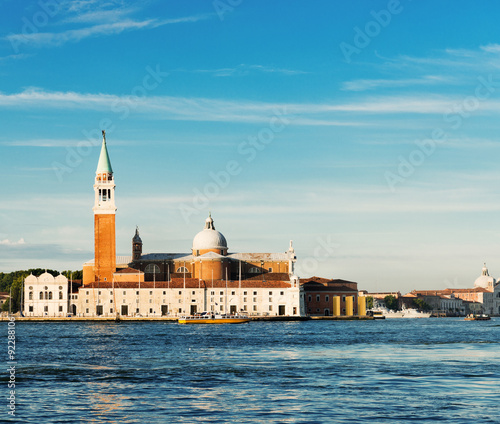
5,318 -> 500,423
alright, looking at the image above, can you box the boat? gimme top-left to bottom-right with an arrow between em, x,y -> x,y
464,313 -> 491,321
178,312 -> 251,324
370,306 -> 431,319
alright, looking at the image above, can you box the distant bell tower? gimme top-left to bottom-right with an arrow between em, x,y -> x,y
93,131 -> 116,282
132,226 -> 143,261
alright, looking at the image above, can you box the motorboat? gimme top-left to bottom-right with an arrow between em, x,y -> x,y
464,313 -> 491,321
178,312 -> 250,324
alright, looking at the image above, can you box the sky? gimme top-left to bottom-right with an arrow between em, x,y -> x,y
2,0 -> 500,293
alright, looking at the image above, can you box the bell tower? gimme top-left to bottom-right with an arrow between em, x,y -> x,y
132,226 -> 142,261
93,130 -> 116,282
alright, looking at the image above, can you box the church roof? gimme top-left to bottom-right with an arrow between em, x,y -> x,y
96,135 -> 113,173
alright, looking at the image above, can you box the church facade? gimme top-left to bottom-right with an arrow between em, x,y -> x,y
76,133 -> 304,317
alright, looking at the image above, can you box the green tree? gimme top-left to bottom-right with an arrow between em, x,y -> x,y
384,295 -> 398,311
366,296 -> 374,309
412,298 -> 431,311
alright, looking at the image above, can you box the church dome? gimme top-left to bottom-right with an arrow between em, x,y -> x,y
474,263 -> 495,289
192,214 -> 227,251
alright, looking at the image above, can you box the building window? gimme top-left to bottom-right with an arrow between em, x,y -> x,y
110,308 -> 113,313
44,306 -> 48,312
59,306 -> 63,312
98,291 -> 101,295
59,292 -> 63,300
253,305 -> 257,311
220,291 -> 224,295
243,305 -> 247,311
253,291 -> 257,295
178,308 -> 182,313
243,297 -> 247,303
178,291 -> 182,295
269,291 -> 273,295
145,264 -> 160,274
211,291 -> 215,295
253,298 -> 257,303
123,291 -> 126,295
39,292 -> 43,300
150,291 -> 153,296
231,291 -> 235,295
342,295 -> 346,302
220,305 -> 224,311
308,295 -> 312,302
316,308 -> 320,312
220,298 -> 224,303
163,291 -> 166,295
249,267 -> 261,273
176,267 -> 189,273
269,305 -> 273,311
86,299 -> 89,304
49,292 -> 53,300
29,292 -> 33,300
136,308 -> 139,314
110,299 -> 113,303
136,291 -> 139,295
268,267 -> 272,272
149,299 -> 152,303
243,291 -> 247,295
86,308 -> 89,313
192,291 -> 195,295
280,291 -> 284,296
29,306 -> 33,312
316,295 -> 320,302
326,295 -> 329,302
269,298 -> 272,302
150,308 -> 153,313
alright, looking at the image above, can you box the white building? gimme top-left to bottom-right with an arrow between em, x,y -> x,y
24,272 -> 69,317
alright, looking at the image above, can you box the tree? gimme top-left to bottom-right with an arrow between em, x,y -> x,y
384,295 -> 398,311
412,298 -> 431,311
366,296 -> 374,309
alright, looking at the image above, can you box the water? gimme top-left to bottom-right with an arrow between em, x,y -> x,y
3,318 -> 500,423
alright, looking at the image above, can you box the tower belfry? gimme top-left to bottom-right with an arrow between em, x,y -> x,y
93,130 -> 116,283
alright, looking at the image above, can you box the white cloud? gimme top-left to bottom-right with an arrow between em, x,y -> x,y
341,75 -> 451,91
190,64 -> 308,77
0,238 -> 25,246
5,14 -> 212,48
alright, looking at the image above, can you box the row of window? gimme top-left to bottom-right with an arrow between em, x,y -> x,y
307,295 -> 348,302
84,290 -> 286,296
28,306 -> 64,312
29,291 -> 64,300
143,265 -> 275,274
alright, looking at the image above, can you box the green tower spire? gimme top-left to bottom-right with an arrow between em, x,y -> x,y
96,130 -> 113,173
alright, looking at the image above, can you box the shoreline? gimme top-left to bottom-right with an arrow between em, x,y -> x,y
1,315 -> 375,322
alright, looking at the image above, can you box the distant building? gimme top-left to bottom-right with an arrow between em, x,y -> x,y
301,277 -> 359,316
409,263 -> 500,316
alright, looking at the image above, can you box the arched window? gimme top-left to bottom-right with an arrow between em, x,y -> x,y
249,267 -> 261,274
145,264 -> 160,274
176,267 -> 189,273
29,292 -> 33,300
49,292 -> 53,300
44,292 -> 48,300
59,291 -> 63,300
39,292 -> 43,300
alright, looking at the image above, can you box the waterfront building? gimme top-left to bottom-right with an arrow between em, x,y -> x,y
301,277 -> 359,316
24,272 -> 69,317
76,133 -> 304,317
410,263 -> 500,315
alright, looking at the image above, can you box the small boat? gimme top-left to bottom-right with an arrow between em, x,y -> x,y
369,307 -> 431,319
178,312 -> 250,324
464,314 -> 491,321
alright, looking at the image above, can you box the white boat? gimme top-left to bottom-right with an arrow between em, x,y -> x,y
178,312 -> 250,324
370,306 -> 431,319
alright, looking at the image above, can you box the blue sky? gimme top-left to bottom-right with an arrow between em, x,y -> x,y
2,0 -> 500,293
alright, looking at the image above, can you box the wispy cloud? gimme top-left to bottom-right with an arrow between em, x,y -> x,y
189,64 -> 308,77
1,87 -> 500,126
341,75 -> 452,91
5,14 -> 212,49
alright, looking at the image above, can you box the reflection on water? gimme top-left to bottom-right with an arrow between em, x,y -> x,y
6,319 -> 500,423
